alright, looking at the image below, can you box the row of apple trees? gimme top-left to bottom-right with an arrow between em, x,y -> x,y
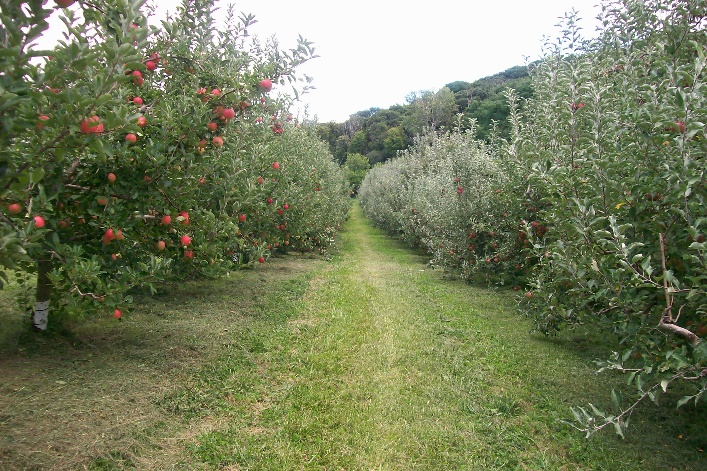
359,0 -> 706,437
0,0 -> 350,329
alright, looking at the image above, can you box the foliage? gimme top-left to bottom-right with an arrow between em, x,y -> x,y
359,117 -> 532,285
359,0 -> 707,437
343,153 -> 370,194
513,0 -> 707,437
0,0 -> 349,327
315,67 -> 531,166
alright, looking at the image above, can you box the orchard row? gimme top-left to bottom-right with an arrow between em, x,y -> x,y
359,0 -> 706,437
0,1 -> 350,327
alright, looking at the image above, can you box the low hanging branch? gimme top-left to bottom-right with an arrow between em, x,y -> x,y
658,233 -> 701,347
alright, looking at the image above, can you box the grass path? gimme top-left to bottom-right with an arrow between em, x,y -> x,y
1,202 -> 705,470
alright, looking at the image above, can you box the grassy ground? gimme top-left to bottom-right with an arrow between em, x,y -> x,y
0,202 -> 705,470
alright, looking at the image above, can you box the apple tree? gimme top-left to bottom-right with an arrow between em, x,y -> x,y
0,0 -> 346,330
513,0 -> 706,436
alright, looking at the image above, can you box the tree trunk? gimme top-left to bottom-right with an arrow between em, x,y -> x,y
33,259 -> 52,331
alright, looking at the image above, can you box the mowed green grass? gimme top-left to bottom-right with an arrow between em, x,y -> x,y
0,202 -> 705,470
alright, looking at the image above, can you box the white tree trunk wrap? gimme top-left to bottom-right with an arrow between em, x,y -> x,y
33,300 -> 49,331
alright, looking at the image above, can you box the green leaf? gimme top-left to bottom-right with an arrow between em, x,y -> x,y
613,421 -> 625,439
611,389 -> 622,408
677,395 -> 694,408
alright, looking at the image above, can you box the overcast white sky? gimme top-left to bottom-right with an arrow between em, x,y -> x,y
41,0 -> 604,122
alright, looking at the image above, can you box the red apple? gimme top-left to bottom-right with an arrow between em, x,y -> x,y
107,173 -> 116,183
156,240 -> 166,251
238,214 -> 247,222
221,108 -> 235,120
266,197 -> 273,205
272,162 -> 280,170
207,122 -> 218,132
132,96 -> 143,105
212,136 -> 224,147
183,250 -> 194,260
283,204 -> 289,210
37,114 -> 50,129
8,203 -> 22,215
113,309 -> 122,319
180,234 -> 192,246
80,116 -> 103,134
179,211 -> 189,225
104,228 -> 116,241
115,230 -> 125,240
259,78 -> 273,92
258,257 -> 265,264
131,70 -> 143,85
145,60 -> 156,71
125,133 -> 137,143
211,88 -> 221,96
257,177 -> 264,185
137,116 -> 147,128
161,215 -> 172,225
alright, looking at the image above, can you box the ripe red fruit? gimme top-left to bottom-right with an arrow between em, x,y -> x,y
104,228 -> 116,241
125,133 -> 137,143
525,292 -> 534,299
37,115 -> 50,129
115,230 -> 125,240
156,240 -> 166,251
198,177 -> 206,185
277,209 -> 284,216
255,116 -> 263,123
132,96 -> 143,105
283,204 -> 289,210
457,186 -> 463,195
131,70 -> 143,85
97,196 -> 109,205
258,257 -> 265,264
257,177 -> 264,185
137,116 -> 147,127
259,78 -> 273,92
513,286 -> 520,291
180,234 -> 192,246
531,221 -> 539,228
107,172 -> 117,183
183,250 -> 194,260
80,116 -> 103,134
221,108 -> 236,120
161,215 -> 172,225
570,102 -> 585,111
207,122 -> 218,132
266,197 -> 273,205
211,88 -> 221,96
212,136 -> 224,147
8,203 -> 22,215
179,211 -> 190,225
113,309 -> 122,319
145,60 -> 156,71
675,121 -> 686,133
272,162 -> 280,170
238,214 -> 247,222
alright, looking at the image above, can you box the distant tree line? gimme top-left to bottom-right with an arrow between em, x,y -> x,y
316,65 -> 534,167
